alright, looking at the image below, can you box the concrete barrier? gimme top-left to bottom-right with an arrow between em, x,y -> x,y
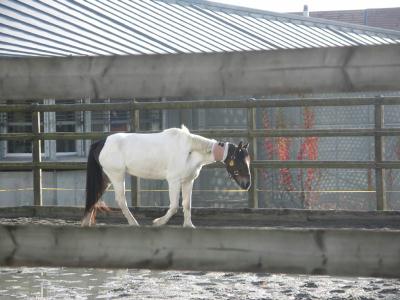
0,223 -> 399,278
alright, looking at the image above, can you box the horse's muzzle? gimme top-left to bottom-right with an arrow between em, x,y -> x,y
240,181 -> 251,190
236,176 -> 251,190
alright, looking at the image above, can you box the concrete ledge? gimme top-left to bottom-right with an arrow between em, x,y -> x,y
1,206 -> 400,229
0,223 -> 399,278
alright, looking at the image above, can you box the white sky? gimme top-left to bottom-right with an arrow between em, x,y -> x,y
212,0 -> 400,12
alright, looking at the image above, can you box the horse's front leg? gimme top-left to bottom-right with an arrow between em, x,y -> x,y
153,179 -> 180,227
108,172 -> 139,226
182,180 -> 195,228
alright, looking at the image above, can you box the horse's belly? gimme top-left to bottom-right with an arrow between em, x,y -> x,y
127,169 -> 166,180
124,156 -> 167,180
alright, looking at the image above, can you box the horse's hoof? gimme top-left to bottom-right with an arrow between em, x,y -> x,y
183,223 -> 196,229
127,219 -> 140,226
152,218 -> 165,227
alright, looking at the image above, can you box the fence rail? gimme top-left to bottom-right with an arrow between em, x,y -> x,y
3,128 -> 400,140
2,97 -> 400,112
1,96 -> 400,210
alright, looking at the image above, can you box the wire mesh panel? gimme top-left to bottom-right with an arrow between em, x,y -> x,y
0,171 -> 33,206
257,168 -> 376,210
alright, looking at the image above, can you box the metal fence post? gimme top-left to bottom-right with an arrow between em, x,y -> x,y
84,98 -> 92,156
375,98 -> 387,210
247,100 -> 258,208
32,103 -> 42,206
130,100 -> 140,207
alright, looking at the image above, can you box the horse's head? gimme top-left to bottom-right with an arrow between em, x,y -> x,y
224,141 -> 251,190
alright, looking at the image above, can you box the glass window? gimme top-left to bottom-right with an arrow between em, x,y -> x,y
56,100 -> 76,153
110,109 -> 129,132
7,100 -> 43,154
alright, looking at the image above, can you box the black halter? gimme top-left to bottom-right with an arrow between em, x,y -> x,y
223,143 -> 240,178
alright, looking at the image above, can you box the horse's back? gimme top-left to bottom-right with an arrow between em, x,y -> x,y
99,128 -> 190,179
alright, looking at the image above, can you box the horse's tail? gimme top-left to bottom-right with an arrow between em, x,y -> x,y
82,139 -> 109,225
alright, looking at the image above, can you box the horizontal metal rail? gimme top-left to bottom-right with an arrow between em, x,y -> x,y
2,128 -> 400,141
1,96 -> 400,112
1,160 -> 400,171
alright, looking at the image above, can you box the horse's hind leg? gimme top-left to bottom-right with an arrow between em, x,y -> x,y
153,179 -> 180,226
108,172 -> 139,226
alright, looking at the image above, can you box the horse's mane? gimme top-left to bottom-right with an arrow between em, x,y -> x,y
182,125 -> 216,153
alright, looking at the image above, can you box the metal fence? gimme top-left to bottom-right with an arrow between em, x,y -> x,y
1,97 -> 400,210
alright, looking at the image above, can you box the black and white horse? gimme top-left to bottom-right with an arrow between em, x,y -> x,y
81,125 -> 251,227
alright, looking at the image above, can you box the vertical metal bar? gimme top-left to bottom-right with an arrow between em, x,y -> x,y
104,98 -> 111,132
247,100 -> 258,208
375,99 -> 387,210
43,99 -> 56,160
32,103 -> 42,206
130,100 -> 140,207
84,99 -> 92,156
0,112 -> 6,159
75,100 -> 84,157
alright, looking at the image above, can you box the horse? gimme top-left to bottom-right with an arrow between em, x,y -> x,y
81,125 -> 251,227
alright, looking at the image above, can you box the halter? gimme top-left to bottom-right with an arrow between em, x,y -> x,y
223,143 -> 241,178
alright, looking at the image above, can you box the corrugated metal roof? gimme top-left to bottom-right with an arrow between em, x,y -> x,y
1,0 -> 400,57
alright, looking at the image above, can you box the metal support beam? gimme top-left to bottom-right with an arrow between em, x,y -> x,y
0,112 -> 6,159
375,101 -> 387,210
130,101 -> 140,207
32,104 -> 42,206
75,100 -> 85,157
247,102 -> 258,208
84,99 -> 91,157
43,99 -> 56,160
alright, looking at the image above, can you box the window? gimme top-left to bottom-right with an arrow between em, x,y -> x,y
4,100 -> 77,156
55,100 -> 76,153
6,100 -> 44,155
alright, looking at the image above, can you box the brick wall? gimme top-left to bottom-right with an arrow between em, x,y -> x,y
294,7 -> 400,31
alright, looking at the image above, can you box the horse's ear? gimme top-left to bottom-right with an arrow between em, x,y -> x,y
243,143 -> 249,149
238,141 -> 243,149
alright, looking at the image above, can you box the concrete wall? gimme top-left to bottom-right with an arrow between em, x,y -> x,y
1,45 -> 400,100
0,222 -> 399,278
1,207 -> 399,277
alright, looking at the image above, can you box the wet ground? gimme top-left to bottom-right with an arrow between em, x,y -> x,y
1,267 -> 400,300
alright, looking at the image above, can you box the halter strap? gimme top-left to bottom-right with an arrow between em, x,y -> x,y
223,143 -> 237,165
222,142 -> 230,161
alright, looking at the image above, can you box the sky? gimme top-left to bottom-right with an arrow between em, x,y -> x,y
212,0 -> 400,12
